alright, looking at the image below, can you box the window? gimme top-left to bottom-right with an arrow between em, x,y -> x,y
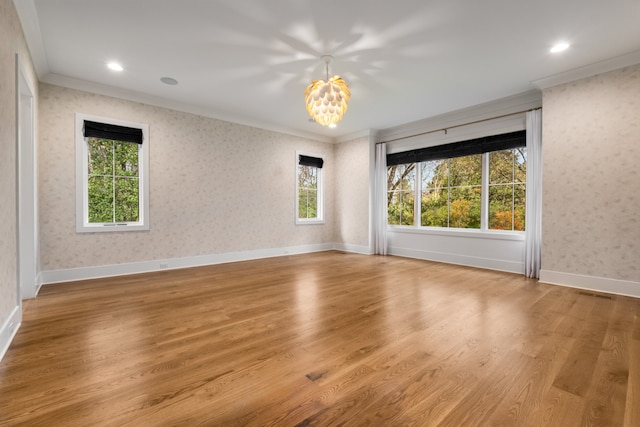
296,153 -> 324,224
75,114 -> 149,232
387,131 -> 526,231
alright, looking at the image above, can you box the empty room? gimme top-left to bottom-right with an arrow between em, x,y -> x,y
1,0 -> 639,425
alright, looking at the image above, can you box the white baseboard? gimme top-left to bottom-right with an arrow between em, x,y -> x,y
333,243 -> 373,255
539,270 -> 640,298
389,246 -> 524,274
40,243 -> 336,285
0,305 -> 21,362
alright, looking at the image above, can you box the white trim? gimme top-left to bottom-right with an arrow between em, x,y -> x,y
0,306 -> 21,362
378,90 -> 541,145
539,270 -> 640,299
388,225 -> 525,241
75,113 -> 150,233
333,243 -> 374,255
389,246 -> 523,274
12,0 -> 49,78
532,49 -> 640,90
17,54 -> 39,300
40,244 -> 335,285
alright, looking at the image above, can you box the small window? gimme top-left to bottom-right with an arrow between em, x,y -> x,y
296,153 -> 324,224
75,114 -> 149,232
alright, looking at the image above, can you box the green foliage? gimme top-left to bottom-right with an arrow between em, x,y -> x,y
388,148 -> 526,230
387,164 -> 415,225
87,138 -> 140,223
298,165 -> 318,219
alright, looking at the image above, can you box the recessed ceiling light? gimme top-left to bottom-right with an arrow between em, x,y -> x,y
550,43 -> 570,53
160,77 -> 178,85
107,62 -> 123,71
328,123 -> 337,128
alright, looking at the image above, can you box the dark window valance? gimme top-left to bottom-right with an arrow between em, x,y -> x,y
83,120 -> 143,144
299,155 -> 324,168
387,130 -> 525,166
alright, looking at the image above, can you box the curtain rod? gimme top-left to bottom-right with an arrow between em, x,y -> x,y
376,107 -> 541,145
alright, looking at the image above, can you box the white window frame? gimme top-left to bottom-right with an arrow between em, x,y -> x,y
295,151 -> 324,225
389,148 -> 525,235
75,113 -> 149,232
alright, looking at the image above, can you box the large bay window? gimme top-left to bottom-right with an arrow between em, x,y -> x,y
387,130 -> 526,232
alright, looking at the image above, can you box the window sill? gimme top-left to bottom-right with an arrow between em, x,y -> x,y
296,219 -> 325,226
387,225 -> 525,241
77,223 -> 149,233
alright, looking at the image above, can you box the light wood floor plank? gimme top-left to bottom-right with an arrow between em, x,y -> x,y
1,251 -> 639,426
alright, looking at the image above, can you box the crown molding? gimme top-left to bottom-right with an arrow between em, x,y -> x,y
41,73 -> 335,143
13,0 -> 48,78
532,49 -> 640,90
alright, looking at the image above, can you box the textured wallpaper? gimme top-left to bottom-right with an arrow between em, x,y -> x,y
334,136 -> 371,248
542,64 -> 640,282
0,0 -> 38,327
38,84 -> 336,271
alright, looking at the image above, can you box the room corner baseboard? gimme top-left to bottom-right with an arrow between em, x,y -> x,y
333,243 -> 373,255
0,305 -> 22,362
539,270 -> 640,299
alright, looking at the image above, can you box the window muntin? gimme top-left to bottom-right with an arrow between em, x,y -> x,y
296,153 -> 324,224
76,113 -> 149,232
389,148 -> 525,231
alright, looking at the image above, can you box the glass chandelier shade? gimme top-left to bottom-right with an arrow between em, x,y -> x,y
304,57 -> 350,127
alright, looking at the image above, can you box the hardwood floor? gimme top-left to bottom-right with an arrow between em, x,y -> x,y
1,251 -> 639,426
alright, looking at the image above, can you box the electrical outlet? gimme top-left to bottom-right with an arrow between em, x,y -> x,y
160,263 -> 169,268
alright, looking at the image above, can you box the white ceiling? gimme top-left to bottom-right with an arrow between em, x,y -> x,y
15,0 -> 640,141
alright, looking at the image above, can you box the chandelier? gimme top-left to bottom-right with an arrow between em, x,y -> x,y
304,55 -> 350,127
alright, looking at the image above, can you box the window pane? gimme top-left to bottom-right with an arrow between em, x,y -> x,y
387,164 -> 415,226
298,188 -> 317,219
298,188 -> 308,218
87,138 -> 113,176
449,155 -> 481,186
88,176 -> 113,223
514,183 -> 526,231
115,177 -> 139,222
489,185 -> 513,230
114,142 -> 139,177
298,165 -> 317,188
449,186 -> 481,228
306,189 -> 317,219
489,149 -> 514,185
421,159 -> 447,189
421,188 -> 448,227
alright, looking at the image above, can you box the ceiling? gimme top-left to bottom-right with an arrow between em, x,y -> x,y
15,0 -> 640,141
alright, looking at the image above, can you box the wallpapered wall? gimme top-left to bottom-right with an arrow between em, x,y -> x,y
541,64 -> 640,283
38,84 -> 340,271
0,0 -> 38,331
334,136 -> 371,249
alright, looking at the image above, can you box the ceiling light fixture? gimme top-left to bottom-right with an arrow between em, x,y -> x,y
107,62 -> 123,71
550,42 -> 570,53
304,55 -> 350,127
